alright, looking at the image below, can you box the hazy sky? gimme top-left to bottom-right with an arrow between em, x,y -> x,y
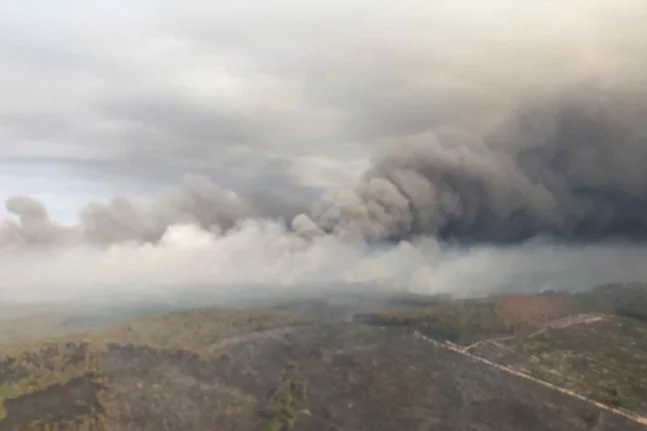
1,1 -> 647,301
3,0 -> 643,220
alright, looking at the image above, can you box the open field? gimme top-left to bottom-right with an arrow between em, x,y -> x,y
0,284 -> 645,430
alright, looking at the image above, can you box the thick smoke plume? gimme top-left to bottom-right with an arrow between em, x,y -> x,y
2,0 -> 647,302
295,89 -> 647,243
6,88 -> 647,249
2,88 -> 647,301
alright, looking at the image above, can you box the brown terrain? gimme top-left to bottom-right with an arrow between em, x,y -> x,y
0,283 -> 645,430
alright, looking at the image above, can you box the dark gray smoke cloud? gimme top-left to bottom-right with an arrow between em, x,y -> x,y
295,87 -> 647,243
3,87 -> 647,247
2,0 -> 647,301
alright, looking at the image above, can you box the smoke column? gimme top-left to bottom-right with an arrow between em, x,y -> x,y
294,89 -> 647,244
1,0 -> 647,302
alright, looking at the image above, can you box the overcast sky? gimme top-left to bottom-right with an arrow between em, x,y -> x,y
2,0 -> 644,222
1,1 -> 647,301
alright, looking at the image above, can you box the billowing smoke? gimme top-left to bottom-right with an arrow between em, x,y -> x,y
0,174 -> 290,248
6,90 -> 647,249
3,221 -> 647,304
294,89 -> 647,243
3,88 -> 647,300
10,88 -> 647,249
2,0 -> 647,302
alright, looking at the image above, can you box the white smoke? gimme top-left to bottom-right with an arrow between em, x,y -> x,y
2,218 -> 647,304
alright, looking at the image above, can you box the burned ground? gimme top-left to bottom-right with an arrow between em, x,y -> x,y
0,287 -> 645,430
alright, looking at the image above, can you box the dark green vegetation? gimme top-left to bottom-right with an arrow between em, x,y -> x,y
358,283 -> 647,344
0,284 -> 645,430
576,283 -> 647,321
357,292 -> 575,344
